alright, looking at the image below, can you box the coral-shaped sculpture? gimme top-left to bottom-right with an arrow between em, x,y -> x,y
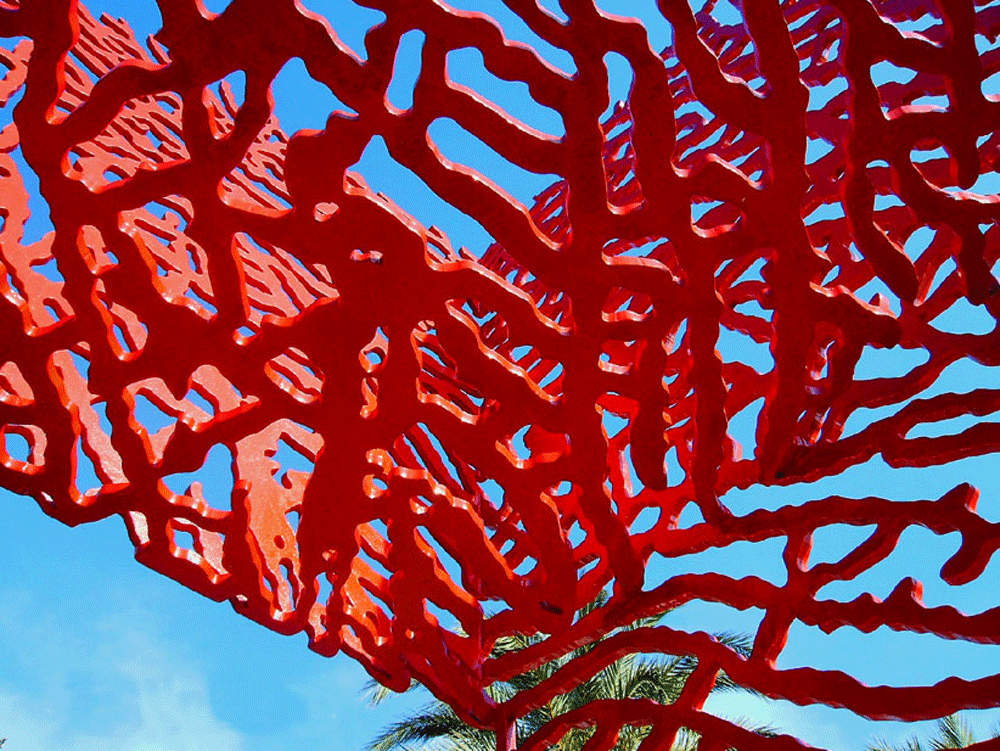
1,1 -> 999,748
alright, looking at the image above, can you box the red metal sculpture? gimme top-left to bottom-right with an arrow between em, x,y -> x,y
1,0 -> 999,748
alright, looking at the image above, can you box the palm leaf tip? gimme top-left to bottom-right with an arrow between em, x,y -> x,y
363,677 -> 419,707
867,735 -> 925,751
932,714 -> 975,750
365,704 -> 472,751
363,595 -> 774,751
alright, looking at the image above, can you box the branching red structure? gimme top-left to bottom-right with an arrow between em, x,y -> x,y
1,0 -> 999,748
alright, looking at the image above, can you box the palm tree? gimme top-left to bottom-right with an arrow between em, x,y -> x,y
364,597 -> 775,751
868,714 -> 1000,751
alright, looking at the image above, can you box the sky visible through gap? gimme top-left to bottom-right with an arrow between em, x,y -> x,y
1,1 -> 999,750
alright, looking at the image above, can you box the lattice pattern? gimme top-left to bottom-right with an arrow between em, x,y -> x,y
1,1 -> 999,748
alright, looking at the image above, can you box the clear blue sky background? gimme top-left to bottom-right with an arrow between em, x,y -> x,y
2,1 -> 1000,749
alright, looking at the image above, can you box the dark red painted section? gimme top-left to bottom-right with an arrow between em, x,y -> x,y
1,1 -> 999,747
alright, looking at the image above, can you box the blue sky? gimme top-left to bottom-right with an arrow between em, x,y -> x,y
2,1 -> 1000,749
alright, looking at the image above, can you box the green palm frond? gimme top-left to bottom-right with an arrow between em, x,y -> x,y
505,666 -> 548,694
363,677 -> 418,707
674,726 -> 703,751
725,716 -> 782,739
365,703 -> 494,751
932,715 -> 976,750
363,598 -> 780,751
711,631 -> 755,658
868,735 -> 926,751
621,657 -> 688,705
484,680 -> 518,705
574,590 -> 610,621
865,714 -> 989,751
490,632 -> 539,657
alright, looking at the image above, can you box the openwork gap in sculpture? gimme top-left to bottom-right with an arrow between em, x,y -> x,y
1,0 -> 999,748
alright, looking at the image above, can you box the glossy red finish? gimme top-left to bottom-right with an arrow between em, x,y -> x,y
1,1 -> 999,748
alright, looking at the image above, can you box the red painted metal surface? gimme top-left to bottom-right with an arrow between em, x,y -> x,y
1,1 -> 999,747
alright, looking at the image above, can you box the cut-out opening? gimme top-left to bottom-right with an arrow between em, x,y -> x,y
805,136 -> 834,165
172,527 -> 196,551
271,57 -> 356,135
272,436 -> 316,488
666,600 -> 766,643
678,121 -> 727,163
904,225 -> 936,262
501,423 -> 569,466
299,0 -> 387,62
350,136 -> 496,257
513,555 -> 537,576
83,1 -> 164,45
602,51 -> 634,120
944,169 -> 1000,197
777,617 -> 997,687
417,525 -> 465,590
691,195 -> 742,235
881,8 -> 944,40
733,298 -> 773,323
717,326 -> 774,375
705,0 -> 743,27
905,410 -> 1000,441
73,437 -> 102,495
601,407 -> 629,439
441,0 -> 577,75
183,286 -> 218,319
30,256 -> 65,284
162,443 -> 235,512
930,297 -> 996,336
132,393 -> 175,435
853,273 -> 901,315
676,502 -> 704,529
183,387 -> 215,418
808,523 -> 878,567
234,232 -> 338,325
645,536 -> 789,591
983,68 -> 1000,100
204,69 -> 246,138
480,478 -> 505,509
414,422 -> 464,487
2,429 -> 30,463
807,76 -> 848,111
664,444 -> 686,489
871,60 -> 917,85
853,344 -> 929,381
924,256 -> 957,301
604,236 -> 682,277
424,598 -> 463,635
802,200 -> 846,226
445,47 -> 565,137
357,544 -> 392,583
386,29 -> 425,112
910,141 -> 948,165
426,116 -> 560,207
8,141 -> 54,245
630,505 -> 660,534
728,397 -> 764,461
265,347 -> 326,405
601,287 -> 654,324
872,62 -> 950,115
